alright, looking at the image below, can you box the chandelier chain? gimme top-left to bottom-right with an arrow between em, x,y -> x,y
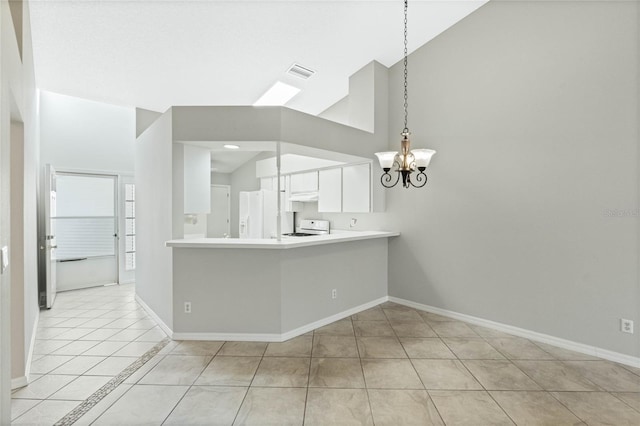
403,0 -> 408,133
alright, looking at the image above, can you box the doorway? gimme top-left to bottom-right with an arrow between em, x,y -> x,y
207,185 -> 230,237
53,172 -> 118,292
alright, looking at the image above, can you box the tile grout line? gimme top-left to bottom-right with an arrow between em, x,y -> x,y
350,315 -> 376,426
609,391 -> 640,414
396,306 -> 461,423
229,342 -> 266,425
381,305 -> 448,425
545,390 -> 595,424
52,337 -> 171,426
301,333 -> 315,426
157,351 -> 215,425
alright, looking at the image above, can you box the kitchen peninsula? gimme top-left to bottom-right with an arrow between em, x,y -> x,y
165,230 -> 398,341
135,62 -> 394,341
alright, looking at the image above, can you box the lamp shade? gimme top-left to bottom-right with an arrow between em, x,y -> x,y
412,149 -> 436,168
374,151 -> 397,169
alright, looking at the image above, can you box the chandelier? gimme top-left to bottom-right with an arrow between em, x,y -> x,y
375,0 -> 436,189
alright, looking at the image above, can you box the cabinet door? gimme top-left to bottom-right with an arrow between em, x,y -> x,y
342,164 -> 371,213
260,178 -> 273,190
290,171 -> 318,193
318,168 -> 342,212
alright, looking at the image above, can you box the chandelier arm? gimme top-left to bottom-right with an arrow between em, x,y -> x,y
381,170 -> 400,188
409,170 -> 428,188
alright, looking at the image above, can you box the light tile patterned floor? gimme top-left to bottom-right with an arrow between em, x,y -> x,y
11,285 -> 640,425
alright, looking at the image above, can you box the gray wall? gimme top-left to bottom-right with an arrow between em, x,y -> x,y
211,172 -> 231,186
135,110 -> 174,329
386,0 -> 639,357
1,0 -> 39,414
171,238 -> 389,335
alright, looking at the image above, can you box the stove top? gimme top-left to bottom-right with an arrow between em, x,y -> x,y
283,219 -> 330,237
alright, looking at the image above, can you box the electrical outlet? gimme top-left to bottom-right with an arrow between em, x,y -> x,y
331,289 -> 337,299
621,318 -> 634,334
184,302 -> 192,314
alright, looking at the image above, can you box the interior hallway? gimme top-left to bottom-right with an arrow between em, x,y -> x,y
10,284 -> 640,425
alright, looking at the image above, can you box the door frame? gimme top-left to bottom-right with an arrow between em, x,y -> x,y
53,169 -> 120,291
118,176 -> 135,284
210,184 -> 231,237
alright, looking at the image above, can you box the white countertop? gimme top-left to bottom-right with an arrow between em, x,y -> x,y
166,230 -> 399,249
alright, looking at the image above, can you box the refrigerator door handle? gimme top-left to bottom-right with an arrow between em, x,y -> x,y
239,216 -> 249,237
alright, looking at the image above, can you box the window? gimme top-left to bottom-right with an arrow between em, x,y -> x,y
124,183 -> 136,271
54,174 -> 116,260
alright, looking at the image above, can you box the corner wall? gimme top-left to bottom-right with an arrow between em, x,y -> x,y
135,110 -> 174,329
387,0 -> 639,358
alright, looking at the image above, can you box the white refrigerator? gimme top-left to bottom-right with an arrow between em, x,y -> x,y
239,190 -> 293,239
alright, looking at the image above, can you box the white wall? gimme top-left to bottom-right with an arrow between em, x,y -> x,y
40,91 -> 135,173
318,95 -> 348,126
386,0 -> 639,358
0,0 -> 39,419
39,91 -> 136,293
135,110 -> 174,329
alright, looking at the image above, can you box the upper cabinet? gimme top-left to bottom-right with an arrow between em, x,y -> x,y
342,163 -> 370,213
318,164 -> 371,213
318,168 -> 342,213
254,148 -> 376,214
290,171 -> 318,193
183,144 -> 211,214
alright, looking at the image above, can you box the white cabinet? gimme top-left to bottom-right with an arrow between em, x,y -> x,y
318,168 -> 342,212
290,171 -> 318,193
260,177 -> 273,190
262,175 -> 299,212
342,164 -> 370,212
183,145 -> 211,214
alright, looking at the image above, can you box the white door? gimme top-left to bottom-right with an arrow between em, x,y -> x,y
43,164 -> 57,308
207,185 -> 230,237
54,173 -> 118,291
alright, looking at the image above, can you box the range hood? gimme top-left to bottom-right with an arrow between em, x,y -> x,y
288,192 -> 318,202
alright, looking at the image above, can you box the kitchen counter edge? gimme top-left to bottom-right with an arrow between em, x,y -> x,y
165,230 -> 400,249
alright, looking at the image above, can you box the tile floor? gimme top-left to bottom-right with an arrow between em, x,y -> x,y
10,284 -> 640,425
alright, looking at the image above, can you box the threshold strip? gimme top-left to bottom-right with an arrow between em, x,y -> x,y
53,338 -> 171,426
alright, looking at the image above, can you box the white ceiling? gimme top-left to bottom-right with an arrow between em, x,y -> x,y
30,0 -> 488,115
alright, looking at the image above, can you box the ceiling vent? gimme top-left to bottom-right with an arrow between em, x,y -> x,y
287,63 -> 315,80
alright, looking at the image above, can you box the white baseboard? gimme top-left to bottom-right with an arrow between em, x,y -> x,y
11,309 -> 40,391
158,296 -> 389,343
389,296 -> 640,369
135,295 -> 173,339
25,309 -> 39,382
280,296 -> 389,341
11,376 -> 28,390
172,332 -> 283,342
